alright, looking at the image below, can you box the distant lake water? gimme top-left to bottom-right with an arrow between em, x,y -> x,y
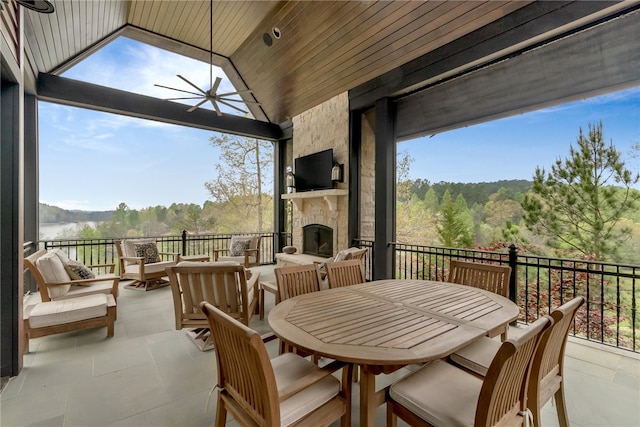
40,222 -> 99,239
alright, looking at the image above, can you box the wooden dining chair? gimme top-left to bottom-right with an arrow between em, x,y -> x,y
199,301 -> 353,427
447,260 -> 512,340
450,296 -> 585,427
274,264 -> 323,362
166,262 -> 259,351
274,263 -> 323,301
387,315 -> 552,427
326,259 -> 366,289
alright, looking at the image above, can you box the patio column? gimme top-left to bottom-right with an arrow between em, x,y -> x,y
373,97 -> 395,280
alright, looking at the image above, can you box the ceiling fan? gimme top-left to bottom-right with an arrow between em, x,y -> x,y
154,0 -> 259,116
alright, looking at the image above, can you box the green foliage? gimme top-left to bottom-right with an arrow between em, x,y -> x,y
435,189 -> 473,247
205,134 -> 274,232
522,121 -> 640,261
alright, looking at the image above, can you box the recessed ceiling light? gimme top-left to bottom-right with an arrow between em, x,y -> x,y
272,27 -> 281,39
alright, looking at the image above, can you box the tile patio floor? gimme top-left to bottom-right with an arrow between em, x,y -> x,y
1,265 -> 639,426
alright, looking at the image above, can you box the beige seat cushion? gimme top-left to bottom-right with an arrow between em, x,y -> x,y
35,250 -> 72,299
26,294 -> 113,328
389,359 -> 482,427
123,260 -> 175,275
59,276 -> 118,300
217,255 -> 258,265
449,336 -> 500,376
271,352 -> 340,427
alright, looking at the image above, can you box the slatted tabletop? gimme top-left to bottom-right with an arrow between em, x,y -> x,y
268,279 -> 519,427
269,279 -> 518,365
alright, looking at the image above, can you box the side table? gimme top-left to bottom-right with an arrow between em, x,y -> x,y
259,281 -> 278,320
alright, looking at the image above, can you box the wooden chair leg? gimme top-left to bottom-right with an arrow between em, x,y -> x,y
215,395 -> 227,427
555,385 -> 570,427
386,401 -> 398,427
259,287 -> 265,320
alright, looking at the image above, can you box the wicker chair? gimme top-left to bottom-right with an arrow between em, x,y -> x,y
199,301 -> 353,427
166,262 -> 259,351
447,260 -> 512,340
450,296 -> 585,427
325,259 -> 366,289
387,316 -> 552,427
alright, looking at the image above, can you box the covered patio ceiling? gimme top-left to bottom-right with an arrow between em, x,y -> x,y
23,0 -> 636,129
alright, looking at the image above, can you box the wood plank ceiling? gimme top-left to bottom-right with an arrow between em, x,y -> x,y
25,0 -> 610,125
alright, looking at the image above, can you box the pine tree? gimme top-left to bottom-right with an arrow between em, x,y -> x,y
522,121 -> 639,260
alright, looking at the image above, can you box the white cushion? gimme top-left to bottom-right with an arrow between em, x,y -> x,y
449,336 -> 500,376
27,294 -> 109,328
176,261 -> 239,267
35,251 -> 72,299
389,359 -> 482,427
123,260 -> 175,275
218,255 -> 257,264
52,248 -> 71,264
122,239 -> 155,265
271,352 -> 340,427
59,276 -> 117,300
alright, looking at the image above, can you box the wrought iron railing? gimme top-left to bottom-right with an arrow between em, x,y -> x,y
389,241 -> 639,353
24,235 -> 638,352
24,231 -> 279,291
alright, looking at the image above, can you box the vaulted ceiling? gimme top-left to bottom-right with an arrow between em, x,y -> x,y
21,0 -> 635,125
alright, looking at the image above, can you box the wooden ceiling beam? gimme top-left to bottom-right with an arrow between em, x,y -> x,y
37,73 -> 282,140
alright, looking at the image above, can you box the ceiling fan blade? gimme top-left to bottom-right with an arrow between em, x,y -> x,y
164,96 -> 206,101
177,75 -> 207,95
210,99 -> 223,116
187,99 -> 209,112
218,96 -> 260,105
217,99 -> 248,114
154,84 -> 203,97
217,89 -> 253,97
211,77 -> 222,94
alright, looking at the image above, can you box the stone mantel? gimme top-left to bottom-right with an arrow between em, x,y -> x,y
281,189 -> 348,212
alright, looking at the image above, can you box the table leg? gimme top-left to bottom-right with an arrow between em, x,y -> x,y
360,367 -> 377,427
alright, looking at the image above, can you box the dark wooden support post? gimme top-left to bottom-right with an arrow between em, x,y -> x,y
348,109 -> 362,247
24,95 -> 39,293
373,98 -> 395,280
273,126 -> 291,258
1,82 -> 23,376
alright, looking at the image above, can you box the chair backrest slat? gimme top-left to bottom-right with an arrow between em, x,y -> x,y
476,316 -> 552,427
274,264 -> 322,301
448,260 -> 511,298
167,263 -> 254,325
326,259 -> 366,289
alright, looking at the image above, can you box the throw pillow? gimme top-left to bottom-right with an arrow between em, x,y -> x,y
134,242 -> 161,264
64,260 -> 96,282
230,239 -> 251,256
35,251 -> 72,299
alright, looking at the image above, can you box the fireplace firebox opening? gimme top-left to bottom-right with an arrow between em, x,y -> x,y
302,224 -> 333,258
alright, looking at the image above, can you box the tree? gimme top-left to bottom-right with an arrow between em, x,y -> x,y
205,134 -> 273,232
522,121 -> 640,260
436,189 -> 473,247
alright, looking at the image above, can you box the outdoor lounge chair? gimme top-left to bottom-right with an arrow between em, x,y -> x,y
213,235 -> 261,268
114,239 -> 178,291
24,248 -> 119,302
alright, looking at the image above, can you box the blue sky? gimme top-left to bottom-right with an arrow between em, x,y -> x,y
39,37 -> 640,212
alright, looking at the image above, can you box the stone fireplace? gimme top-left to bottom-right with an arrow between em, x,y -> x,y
303,224 -> 333,257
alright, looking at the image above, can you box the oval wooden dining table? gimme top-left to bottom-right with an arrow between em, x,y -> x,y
268,278 -> 519,427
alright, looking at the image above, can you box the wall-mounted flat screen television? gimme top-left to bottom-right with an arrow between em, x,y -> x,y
294,148 -> 334,192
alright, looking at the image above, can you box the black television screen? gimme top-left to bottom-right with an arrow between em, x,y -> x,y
294,149 -> 334,192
